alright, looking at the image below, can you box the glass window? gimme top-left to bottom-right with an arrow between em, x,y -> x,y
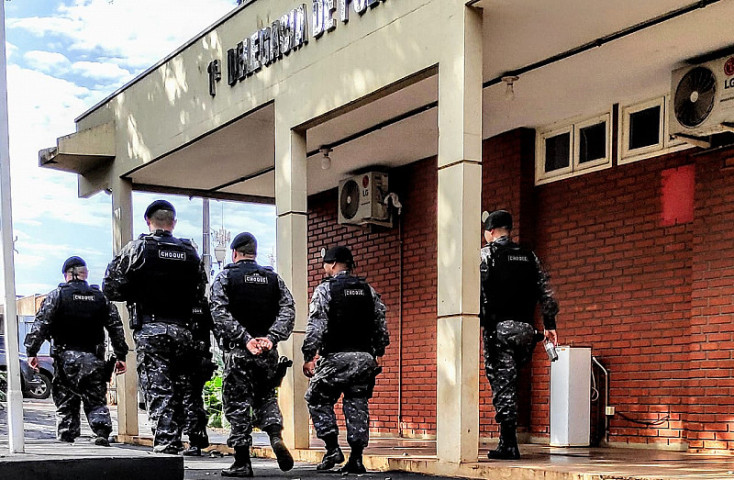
545,132 -> 570,172
629,106 -> 661,150
579,122 -> 607,164
537,112 -> 612,184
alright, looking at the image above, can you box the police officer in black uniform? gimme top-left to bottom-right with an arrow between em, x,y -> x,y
210,232 -> 295,477
103,200 -> 208,454
25,256 -> 128,446
480,210 -> 559,460
303,246 -> 389,474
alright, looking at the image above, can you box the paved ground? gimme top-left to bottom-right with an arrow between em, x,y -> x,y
0,400 -> 444,479
183,455 -> 442,479
7,400 -> 734,479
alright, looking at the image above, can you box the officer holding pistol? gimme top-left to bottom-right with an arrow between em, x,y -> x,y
103,200 -> 208,454
480,210 -> 559,460
209,232 -> 295,477
303,246 -> 390,474
25,256 -> 128,446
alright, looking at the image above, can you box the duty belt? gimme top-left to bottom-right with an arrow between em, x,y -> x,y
323,347 -> 372,355
54,343 -> 103,356
140,314 -> 190,328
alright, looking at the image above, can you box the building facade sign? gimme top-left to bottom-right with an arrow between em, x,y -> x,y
207,0 -> 387,96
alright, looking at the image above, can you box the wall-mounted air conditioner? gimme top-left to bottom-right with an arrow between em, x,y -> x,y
670,55 -> 734,139
337,171 -> 391,227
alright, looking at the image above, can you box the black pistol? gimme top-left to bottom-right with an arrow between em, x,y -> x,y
104,356 -> 117,382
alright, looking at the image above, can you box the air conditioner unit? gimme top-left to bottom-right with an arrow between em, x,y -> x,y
670,55 -> 734,138
337,171 -> 391,227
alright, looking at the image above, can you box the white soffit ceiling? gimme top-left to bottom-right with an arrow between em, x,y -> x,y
125,104 -> 275,192
481,0 -> 734,137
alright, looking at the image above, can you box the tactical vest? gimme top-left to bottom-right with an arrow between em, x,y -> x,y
321,275 -> 375,355
52,281 -> 107,352
129,234 -> 201,319
224,261 -> 280,337
482,242 -> 539,326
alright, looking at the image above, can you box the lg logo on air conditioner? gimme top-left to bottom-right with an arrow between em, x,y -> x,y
724,57 -> 734,90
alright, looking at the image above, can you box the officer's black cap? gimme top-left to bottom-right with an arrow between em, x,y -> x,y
323,246 -> 353,265
484,210 -> 513,231
144,199 -> 175,219
62,256 -> 86,273
230,232 -> 257,254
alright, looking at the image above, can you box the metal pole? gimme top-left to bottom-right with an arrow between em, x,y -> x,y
202,198 -> 211,281
0,0 -> 25,454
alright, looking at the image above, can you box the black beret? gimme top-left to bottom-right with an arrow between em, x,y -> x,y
484,210 -> 513,231
323,246 -> 353,264
230,232 -> 257,254
62,256 -> 86,273
144,199 -> 175,219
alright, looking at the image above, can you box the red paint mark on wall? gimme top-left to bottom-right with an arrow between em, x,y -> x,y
661,164 -> 695,226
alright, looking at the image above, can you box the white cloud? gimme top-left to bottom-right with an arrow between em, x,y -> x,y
24,50 -> 71,73
10,0 -> 237,70
6,42 -> 18,61
4,63 -> 112,231
1,0 -> 279,298
71,60 -> 131,82
16,282 -> 58,296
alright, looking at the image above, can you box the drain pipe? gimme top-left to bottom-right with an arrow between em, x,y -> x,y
592,356 -> 610,444
397,212 -> 404,437
384,193 -> 405,438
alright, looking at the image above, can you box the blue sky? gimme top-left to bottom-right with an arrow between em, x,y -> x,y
3,0 -> 276,296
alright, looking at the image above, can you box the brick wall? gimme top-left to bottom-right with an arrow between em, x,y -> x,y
306,127 -> 734,451
480,130 -> 734,451
687,149 -> 734,451
531,151 -> 696,448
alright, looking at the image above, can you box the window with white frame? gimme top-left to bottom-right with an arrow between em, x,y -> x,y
619,96 -> 689,164
536,112 -> 612,184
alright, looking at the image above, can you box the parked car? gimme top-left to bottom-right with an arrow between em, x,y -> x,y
0,335 -> 54,400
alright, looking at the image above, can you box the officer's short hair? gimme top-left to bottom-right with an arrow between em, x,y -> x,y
235,245 -> 256,256
68,266 -> 88,278
148,209 -> 175,226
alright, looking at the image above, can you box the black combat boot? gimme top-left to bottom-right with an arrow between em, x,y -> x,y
181,446 -> 201,456
316,433 -> 345,471
153,442 -> 182,455
265,425 -> 294,472
222,446 -> 253,477
91,435 -> 110,447
339,445 -> 366,474
183,433 -> 208,456
488,421 -> 520,460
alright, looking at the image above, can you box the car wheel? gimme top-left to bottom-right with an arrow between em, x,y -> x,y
24,372 -> 52,399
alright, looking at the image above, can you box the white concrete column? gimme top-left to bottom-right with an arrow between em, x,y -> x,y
274,109 -> 310,449
435,3 -> 483,463
0,0 -> 25,451
110,175 -> 139,438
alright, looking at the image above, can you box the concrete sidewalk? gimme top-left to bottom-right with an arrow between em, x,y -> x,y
0,440 -> 182,480
5,400 -> 734,479
0,400 -> 183,480
248,437 -> 734,480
